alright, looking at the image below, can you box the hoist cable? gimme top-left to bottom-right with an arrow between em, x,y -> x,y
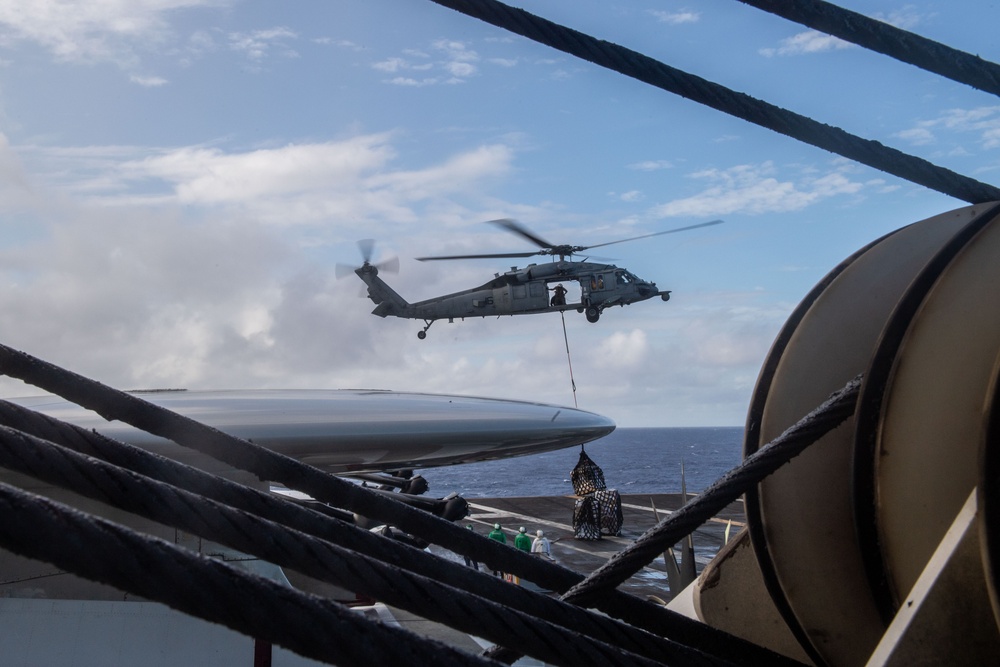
559,310 -> 578,408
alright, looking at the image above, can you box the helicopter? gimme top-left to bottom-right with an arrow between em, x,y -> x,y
340,218 -> 722,339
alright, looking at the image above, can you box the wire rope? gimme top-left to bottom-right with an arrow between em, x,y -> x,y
426,0 -> 1000,204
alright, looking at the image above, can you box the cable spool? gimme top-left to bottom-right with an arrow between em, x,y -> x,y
981,356 -> 1000,635
744,202 -> 1000,666
853,201 -> 1000,620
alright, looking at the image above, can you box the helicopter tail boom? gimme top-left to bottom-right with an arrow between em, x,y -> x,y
356,265 -> 409,317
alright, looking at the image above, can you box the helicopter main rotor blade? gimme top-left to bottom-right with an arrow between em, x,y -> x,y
487,218 -> 555,250
416,251 -> 540,262
580,219 -> 724,251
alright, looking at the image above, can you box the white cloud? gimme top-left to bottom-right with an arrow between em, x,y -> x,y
139,140 -> 391,204
129,73 -> 168,87
325,38 -> 364,52
628,159 -> 673,171
0,0 -> 223,65
876,8 -> 925,31
0,206 -> 291,389
386,76 -> 433,87
0,131 -> 527,398
373,57 -> 407,73
177,29 -> 217,66
760,30 -> 854,57
446,61 -> 476,78
17,133 -> 517,230
895,127 -> 935,146
433,39 -> 478,65
894,106 -> 1000,150
754,8 -> 919,60
594,329 -> 649,369
375,38 -> 480,86
0,134 -> 42,213
649,10 -> 699,25
0,129 -> 787,426
228,26 -> 298,62
649,162 -> 864,218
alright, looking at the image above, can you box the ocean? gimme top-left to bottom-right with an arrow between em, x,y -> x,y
421,427 -> 745,499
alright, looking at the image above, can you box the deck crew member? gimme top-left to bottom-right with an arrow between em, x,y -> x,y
464,524 -> 480,570
514,526 -> 532,552
488,523 -> 506,544
531,529 -> 552,559
488,523 -> 507,576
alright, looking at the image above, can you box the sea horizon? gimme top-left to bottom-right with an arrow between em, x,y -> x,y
422,426 -> 745,499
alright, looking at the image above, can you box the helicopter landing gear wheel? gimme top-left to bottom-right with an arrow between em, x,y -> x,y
661,291 -> 671,302
585,306 -> 601,323
417,320 -> 433,340
417,331 -> 426,340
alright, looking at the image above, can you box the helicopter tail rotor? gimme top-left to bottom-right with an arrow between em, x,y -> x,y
358,238 -> 375,264
335,263 -> 359,279
375,255 -> 400,273
336,239 -> 399,278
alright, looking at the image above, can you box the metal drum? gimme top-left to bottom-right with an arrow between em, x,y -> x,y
980,353 -> 1000,635
854,202 -> 1000,617
745,203 -> 1000,666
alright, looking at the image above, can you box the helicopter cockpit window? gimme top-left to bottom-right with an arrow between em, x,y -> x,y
616,271 -> 632,285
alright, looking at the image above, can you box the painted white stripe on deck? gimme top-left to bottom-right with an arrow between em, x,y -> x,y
618,501 -> 745,527
468,502 -> 574,533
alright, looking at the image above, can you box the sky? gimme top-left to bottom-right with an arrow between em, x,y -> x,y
0,1 -> 997,427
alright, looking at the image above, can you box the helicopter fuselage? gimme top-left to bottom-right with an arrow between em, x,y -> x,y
346,218 -> 720,338
356,259 -> 670,339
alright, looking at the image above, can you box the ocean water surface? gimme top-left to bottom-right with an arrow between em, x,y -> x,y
422,427 -> 744,498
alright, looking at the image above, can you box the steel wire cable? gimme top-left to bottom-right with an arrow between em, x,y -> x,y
0,424 -> 726,667
0,345 -> 803,666
0,2 -> 953,663
562,376 -> 860,603
736,0 -> 1000,97
0,399 -> 736,667
424,0 -> 1000,204
484,376 -> 859,662
0,343 -> 561,587
0,480 -> 497,667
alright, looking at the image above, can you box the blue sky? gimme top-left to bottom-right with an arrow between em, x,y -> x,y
0,1 -> 997,426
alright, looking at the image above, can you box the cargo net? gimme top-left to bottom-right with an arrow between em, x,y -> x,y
573,489 -> 624,540
570,449 -> 606,496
